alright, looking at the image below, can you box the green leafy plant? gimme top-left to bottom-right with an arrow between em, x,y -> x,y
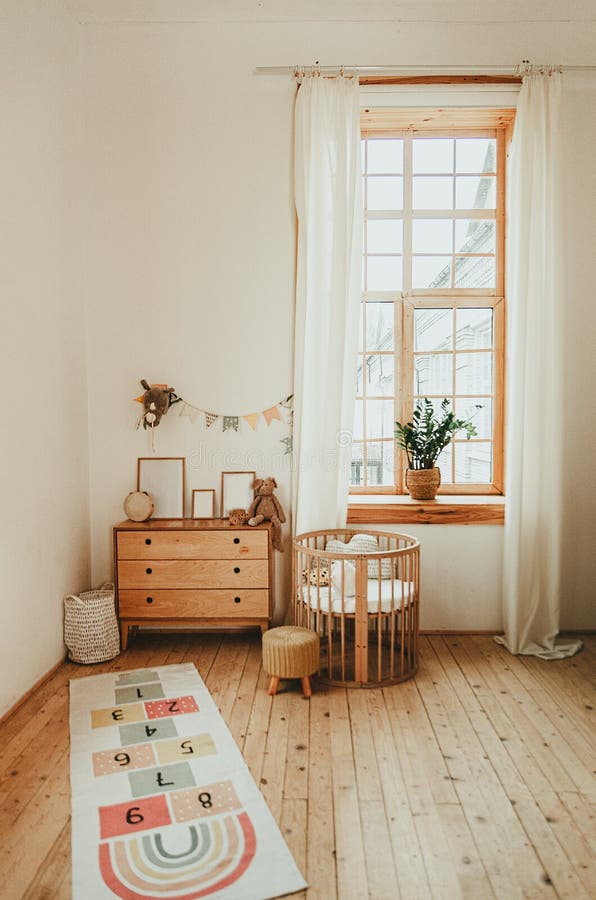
395,398 -> 480,470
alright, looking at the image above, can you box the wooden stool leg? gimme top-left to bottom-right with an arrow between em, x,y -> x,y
268,676 -> 280,696
300,676 -> 312,698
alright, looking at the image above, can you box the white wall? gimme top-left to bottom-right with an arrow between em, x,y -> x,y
0,3 -> 90,716
77,2 -> 596,632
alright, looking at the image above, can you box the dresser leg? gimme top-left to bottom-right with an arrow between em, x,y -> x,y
260,622 -> 269,635
120,623 -> 129,651
268,676 -> 280,696
301,676 -> 312,698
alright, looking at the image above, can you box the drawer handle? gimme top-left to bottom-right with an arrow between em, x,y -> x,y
146,567 -> 152,574
234,596 -> 241,604
145,538 -> 152,545
233,538 -> 240,545
234,567 -> 240,574
146,596 -> 154,604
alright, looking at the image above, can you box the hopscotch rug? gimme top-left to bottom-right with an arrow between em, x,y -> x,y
69,663 -> 307,900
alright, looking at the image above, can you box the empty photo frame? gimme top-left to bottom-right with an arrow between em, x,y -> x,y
137,457 -> 185,519
191,489 -> 216,519
220,471 -> 255,518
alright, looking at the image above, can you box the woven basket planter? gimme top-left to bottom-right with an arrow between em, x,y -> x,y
64,583 -> 120,664
405,467 -> 441,500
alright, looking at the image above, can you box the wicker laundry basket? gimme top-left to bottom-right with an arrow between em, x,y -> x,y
64,583 -> 120,664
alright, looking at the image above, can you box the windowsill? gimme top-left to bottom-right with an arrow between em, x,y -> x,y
347,493 -> 505,525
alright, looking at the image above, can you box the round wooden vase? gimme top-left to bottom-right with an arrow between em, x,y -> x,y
405,467 -> 441,500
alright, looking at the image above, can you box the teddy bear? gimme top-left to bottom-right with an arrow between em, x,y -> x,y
246,477 -> 286,552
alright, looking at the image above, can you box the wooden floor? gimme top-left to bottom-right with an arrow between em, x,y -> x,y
0,633 -> 594,900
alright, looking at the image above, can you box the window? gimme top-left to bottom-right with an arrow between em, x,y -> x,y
352,108 -> 513,495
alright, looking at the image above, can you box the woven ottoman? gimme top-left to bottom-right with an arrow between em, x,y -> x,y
262,626 -> 319,697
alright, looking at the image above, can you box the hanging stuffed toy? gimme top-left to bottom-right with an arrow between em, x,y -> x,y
135,380 -> 179,449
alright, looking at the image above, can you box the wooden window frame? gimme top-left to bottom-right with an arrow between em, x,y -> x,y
352,110 -> 512,498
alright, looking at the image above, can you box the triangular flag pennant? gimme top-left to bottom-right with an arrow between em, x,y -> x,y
205,412 -> 218,428
133,394 -> 145,404
188,406 -> 199,424
263,405 -> 282,426
179,402 -> 189,417
243,413 -> 259,430
280,435 -> 293,454
223,416 -> 239,432
280,394 -> 294,409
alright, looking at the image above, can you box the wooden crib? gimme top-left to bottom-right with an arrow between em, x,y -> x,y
293,529 -> 420,687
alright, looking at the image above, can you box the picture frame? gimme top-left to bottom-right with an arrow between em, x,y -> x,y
191,489 -> 216,519
137,457 -> 185,519
220,471 -> 255,518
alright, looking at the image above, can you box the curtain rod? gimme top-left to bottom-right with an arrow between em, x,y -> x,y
254,63 -> 596,79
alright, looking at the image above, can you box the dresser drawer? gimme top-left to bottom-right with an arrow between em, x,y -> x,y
117,530 -> 268,560
118,589 -> 269,618
118,559 -> 269,590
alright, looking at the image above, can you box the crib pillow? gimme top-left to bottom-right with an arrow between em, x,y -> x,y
325,533 -> 393,579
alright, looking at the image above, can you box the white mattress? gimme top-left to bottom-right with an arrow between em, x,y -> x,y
297,579 -> 415,614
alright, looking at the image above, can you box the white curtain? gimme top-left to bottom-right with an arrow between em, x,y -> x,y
292,76 -> 362,536
496,72 -> 581,659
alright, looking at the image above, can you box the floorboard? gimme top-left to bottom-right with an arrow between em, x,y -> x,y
0,633 -> 594,899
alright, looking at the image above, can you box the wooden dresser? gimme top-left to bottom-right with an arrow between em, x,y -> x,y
113,519 -> 273,649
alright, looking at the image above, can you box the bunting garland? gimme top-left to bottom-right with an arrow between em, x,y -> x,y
133,385 -> 294,457
159,393 -> 294,435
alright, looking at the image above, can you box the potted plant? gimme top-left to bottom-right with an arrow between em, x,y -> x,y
395,398 -> 480,500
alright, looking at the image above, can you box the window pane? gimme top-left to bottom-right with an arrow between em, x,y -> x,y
413,138 -> 454,173
367,256 -> 403,291
412,219 -> 453,254
454,256 -> 495,288
353,399 -> 363,439
414,354 -> 453,396
365,354 -> 394,396
367,219 -> 403,253
456,175 -> 496,209
367,176 -> 403,210
455,219 -> 495,254
366,441 -> 394,486
455,352 -> 492,395
366,302 -> 394,351
435,445 -> 453,483
455,397 -> 492,440
414,308 -> 453,352
366,399 -> 394,439
455,442 -> 492,483
455,138 -> 496,174
356,355 -> 364,395
413,176 -> 453,209
456,308 -> 493,350
351,443 -> 364,486
412,256 -> 452,289
367,139 -> 403,174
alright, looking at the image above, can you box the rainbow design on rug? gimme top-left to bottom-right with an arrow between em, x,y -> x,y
69,663 -> 306,899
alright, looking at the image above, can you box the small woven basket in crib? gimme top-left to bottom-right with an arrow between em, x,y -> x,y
64,583 -> 120,664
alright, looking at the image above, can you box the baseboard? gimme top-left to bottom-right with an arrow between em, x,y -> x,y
560,629 -> 596,635
0,655 -> 67,727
